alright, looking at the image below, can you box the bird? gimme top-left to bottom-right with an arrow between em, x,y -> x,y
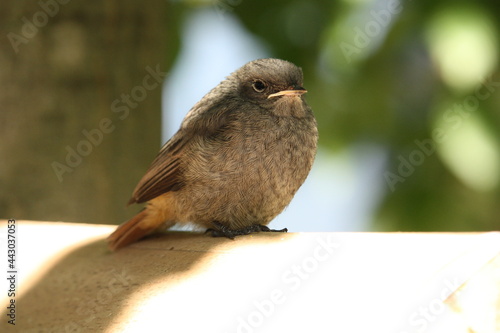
107,58 -> 318,250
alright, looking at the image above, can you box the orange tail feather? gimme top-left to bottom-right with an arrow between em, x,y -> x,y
107,210 -> 159,251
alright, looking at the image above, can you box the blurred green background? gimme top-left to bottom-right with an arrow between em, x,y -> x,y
1,0 -> 499,231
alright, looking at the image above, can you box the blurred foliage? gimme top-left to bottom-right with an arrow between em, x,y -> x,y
185,0 -> 500,231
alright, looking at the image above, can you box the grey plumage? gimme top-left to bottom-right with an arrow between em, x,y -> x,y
108,58 -> 318,250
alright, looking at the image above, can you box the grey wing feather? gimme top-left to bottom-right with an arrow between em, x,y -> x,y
127,134 -> 186,205
127,99 -> 237,205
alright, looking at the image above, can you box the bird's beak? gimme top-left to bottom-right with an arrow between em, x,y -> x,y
268,86 -> 307,99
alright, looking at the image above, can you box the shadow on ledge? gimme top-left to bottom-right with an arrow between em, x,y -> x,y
5,230 -> 292,332
8,232 -> 223,332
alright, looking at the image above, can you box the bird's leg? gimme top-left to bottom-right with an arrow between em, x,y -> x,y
206,222 -> 288,239
205,222 -> 240,239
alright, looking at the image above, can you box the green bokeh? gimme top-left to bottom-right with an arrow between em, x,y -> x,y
217,0 -> 500,231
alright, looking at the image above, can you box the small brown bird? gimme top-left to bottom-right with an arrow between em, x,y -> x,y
107,58 -> 318,250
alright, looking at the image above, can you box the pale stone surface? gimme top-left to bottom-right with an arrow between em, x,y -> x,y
0,220 -> 499,332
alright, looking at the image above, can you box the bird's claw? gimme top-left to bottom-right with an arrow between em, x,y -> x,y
206,222 -> 288,239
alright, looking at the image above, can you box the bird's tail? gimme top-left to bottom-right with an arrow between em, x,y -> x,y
107,209 -> 162,251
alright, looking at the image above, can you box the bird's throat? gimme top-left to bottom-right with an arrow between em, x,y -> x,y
271,97 -> 308,118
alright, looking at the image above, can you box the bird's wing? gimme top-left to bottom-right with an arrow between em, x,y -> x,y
127,99 -> 236,205
127,135 -> 185,205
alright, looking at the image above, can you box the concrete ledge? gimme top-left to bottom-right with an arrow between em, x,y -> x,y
1,220 -> 499,332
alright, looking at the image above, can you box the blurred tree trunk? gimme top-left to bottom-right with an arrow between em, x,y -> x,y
0,2 -> 179,224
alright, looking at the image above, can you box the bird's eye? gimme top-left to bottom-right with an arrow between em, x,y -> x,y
252,80 -> 267,93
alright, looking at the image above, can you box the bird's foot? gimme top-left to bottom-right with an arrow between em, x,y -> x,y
206,222 -> 287,239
